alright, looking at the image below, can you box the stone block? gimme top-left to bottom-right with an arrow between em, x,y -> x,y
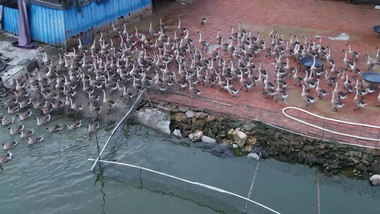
172,129 -> 182,138
185,110 -> 195,118
195,112 -> 207,119
178,106 -> 189,112
370,174 -> 380,186
188,130 -> 203,142
201,135 -> 216,144
228,129 -> 247,148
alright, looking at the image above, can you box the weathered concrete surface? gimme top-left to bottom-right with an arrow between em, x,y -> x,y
133,108 -> 171,135
0,32 -> 41,88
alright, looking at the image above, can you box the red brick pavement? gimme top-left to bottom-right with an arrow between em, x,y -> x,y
149,90 -> 380,148
146,0 -> 380,148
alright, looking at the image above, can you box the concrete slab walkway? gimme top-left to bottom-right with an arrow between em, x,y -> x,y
0,31 -> 41,88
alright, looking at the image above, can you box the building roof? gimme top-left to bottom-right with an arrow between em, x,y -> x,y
0,0 -> 18,9
0,0 -> 103,10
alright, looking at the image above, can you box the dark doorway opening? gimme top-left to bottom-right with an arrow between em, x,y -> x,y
0,0 -> 18,9
152,0 -> 176,11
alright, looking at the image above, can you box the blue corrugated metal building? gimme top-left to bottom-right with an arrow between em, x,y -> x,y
0,0 -> 152,46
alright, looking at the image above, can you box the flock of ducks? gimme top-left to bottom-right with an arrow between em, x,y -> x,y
1,17 -> 380,164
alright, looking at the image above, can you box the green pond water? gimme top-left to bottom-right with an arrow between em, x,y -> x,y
0,100 -> 379,214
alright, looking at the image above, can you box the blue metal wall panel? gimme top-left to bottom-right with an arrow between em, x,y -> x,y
2,6 -> 18,35
64,0 -> 152,38
29,4 -> 66,46
1,0 -> 151,46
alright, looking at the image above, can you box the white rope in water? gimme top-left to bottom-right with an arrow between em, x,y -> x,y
282,107 -> 380,145
88,158 -> 280,214
317,174 -> 321,214
244,160 -> 260,213
90,90 -> 146,171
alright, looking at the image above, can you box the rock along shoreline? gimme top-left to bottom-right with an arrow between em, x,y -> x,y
132,101 -> 380,184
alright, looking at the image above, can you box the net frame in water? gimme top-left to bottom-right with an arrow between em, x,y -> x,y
88,89 -> 281,214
